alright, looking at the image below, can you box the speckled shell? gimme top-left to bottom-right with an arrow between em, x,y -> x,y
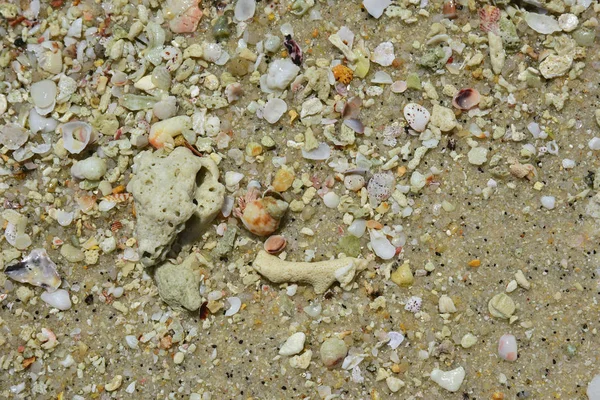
403,103 -> 430,132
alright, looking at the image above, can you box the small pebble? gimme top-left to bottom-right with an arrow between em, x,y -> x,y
320,337 -> 348,368
344,174 -> 365,191
279,332 -> 306,356
173,352 -> 185,364
323,192 -> 340,208
515,270 -> 531,290
386,376 -> 405,392
438,295 -> 457,313
540,195 -> 555,210
461,333 -> 477,348
430,366 -> 466,392
498,334 -> 518,361
587,375 -> 600,400
105,375 -> 123,392
40,289 -> 72,311
391,262 -> 413,286
589,137 -> 600,150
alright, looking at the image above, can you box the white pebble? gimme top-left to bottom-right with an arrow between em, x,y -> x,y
71,156 -> 107,181
265,59 -> 300,91
279,332 -> 306,356
498,334 -> 518,361
587,375 -> 600,400
385,376 -> 405,393
438,295 -> 457,313
40,289 -> 72,310
562,159 -> 575,169
323,192 -> 340,208
558,13 -> 578,32
541,195 -> 555,210
589,137 -> 600,150
430,366 -> 466,392
348,219 -> 366,237
125,335 -> 139,349
263,98 -> 287,124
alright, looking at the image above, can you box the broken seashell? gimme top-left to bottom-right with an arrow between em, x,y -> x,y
452,88 -> 481,110
263,98 -> 288,124
4,248 -> 62,291
234,0 -> 256,21
0,123 -> 29,150
302,143 -> 331,160
149,115 -> 191,148
363,0 -> 391,19
30,80 -> 57,116
403,103 -> 430,132
391,80 -> 407,93
59,121 -> 93,154
525,12 -> 560,35
371,42 -> 395,66
29,109 -> 58,133
264,235 -> 287,254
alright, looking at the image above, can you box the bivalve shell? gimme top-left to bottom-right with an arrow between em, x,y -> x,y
264,235 -> 287,254
452,88 -> 481,110
403,103 -> 430,132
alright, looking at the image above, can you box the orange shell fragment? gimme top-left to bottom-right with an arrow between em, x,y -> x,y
332,64 -> 354,85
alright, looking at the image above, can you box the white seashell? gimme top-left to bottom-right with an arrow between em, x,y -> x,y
265,59 -> 300,91
203,43 -> 223,63
498,334 -> 517,361
302,143 -> 331,160
67,17 -> 83,38
348,219 -> 366,237
391,80 -> 407,93
30,80 -> 57,116
279,332 -> 306,356
371,42 -> 395,66
369,229 -> 395,260
29,109 -> 58,133
60,121 -> 93,154
525,12 -> 560,35
371,71 -> 393,84
263,98 -> 288,124
0,123 -> 29,150
98,200 -> 117,212
225,296 -> 242,316
55,209 -> 74,226
363,0 -> 391,19
23,0 -> 40,19
323,192 -> 340,208
387,331 -> 404,349
367,173 -> 394,203
225,171 -> 244,187
41,289 -> 72,310
234,0 -> 256,21
403,103 -> 430,132
430,367 -> 466,392
404,296 -> 422,313
71,156 -> 107,181
31,142 -> 52,154
0,94 -> 7,116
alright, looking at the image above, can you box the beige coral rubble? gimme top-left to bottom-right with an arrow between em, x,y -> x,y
252,250 -> 369,294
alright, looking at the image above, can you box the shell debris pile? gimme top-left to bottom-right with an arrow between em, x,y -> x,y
0,0 -> 598,398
